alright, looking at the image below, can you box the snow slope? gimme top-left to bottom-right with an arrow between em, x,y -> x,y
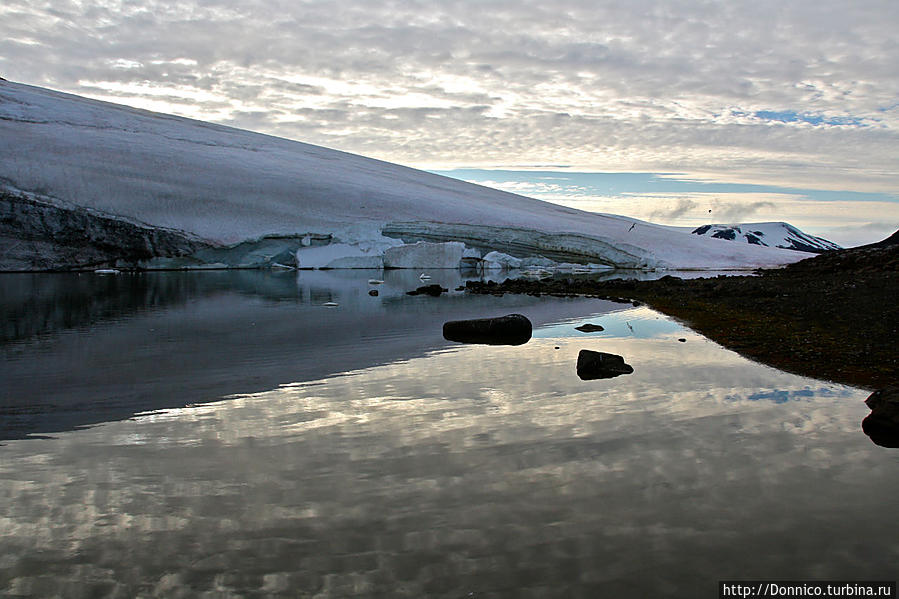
0,81 -> 815,270
687,223 -> 841,253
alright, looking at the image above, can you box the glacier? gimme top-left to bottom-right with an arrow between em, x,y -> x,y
0,80 -> 829,272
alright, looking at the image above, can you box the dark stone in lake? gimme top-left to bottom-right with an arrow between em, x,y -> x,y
575,323 -> 604,332
862,387 -> 899,448
576,349 -> 634,380
407,284 -> 448,297
678,338 -> 687,343
368,289 -> 379,296
443,314 -> 532,346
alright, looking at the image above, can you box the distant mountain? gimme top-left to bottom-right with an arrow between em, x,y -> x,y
0,80 -> 815,271
690,222 -> 841,253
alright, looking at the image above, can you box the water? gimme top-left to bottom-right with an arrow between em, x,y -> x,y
1,271 -> 896,597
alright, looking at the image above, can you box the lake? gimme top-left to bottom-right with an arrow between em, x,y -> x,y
1,270 -> 897,597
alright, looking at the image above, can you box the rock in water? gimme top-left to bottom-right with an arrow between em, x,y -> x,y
406,284 -> 448,297
575,323 -> 605,332
443,314 -> 532,345
576,349 -> 634,380
862,387 -> 899,448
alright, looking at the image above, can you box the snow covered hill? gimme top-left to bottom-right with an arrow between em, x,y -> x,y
0,80 -> 820,271
689,223 -> 841,253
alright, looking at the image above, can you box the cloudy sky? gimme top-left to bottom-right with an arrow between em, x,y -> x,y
2,0 -> 897,245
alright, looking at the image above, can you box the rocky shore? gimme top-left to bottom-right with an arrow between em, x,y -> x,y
466,232 -> 899,392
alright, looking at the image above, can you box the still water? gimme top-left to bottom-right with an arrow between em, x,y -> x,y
1,271 -> 897,597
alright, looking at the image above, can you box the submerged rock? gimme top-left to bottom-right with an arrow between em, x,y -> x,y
862,387 -> 899,448
575,323 -> 605,332
406,284 -> 448,297
576,349 -> 634,380
443,314 -> 532,345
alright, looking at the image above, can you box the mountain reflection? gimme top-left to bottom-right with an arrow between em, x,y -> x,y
1,270 -> 613,440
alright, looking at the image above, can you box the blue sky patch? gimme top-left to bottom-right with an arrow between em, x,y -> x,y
752,110 -> 866,127
432,169 -> 892,205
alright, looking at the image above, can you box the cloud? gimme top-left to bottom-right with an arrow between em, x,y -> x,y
709,200 -> 778,223
0,0 -> 897,194
649,199 -> 698,220
469,179 -> 589,197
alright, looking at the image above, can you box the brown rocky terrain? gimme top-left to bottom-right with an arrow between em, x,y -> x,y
465,232 -> 899,392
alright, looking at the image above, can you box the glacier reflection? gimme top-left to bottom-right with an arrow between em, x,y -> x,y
1,279 -> 896,597
1,270 -> 609,440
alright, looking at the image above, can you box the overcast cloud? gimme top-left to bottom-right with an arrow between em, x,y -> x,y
2,0 -> 898,196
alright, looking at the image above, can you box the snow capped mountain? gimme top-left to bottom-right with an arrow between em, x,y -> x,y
0,81 -> 817,271
689,223 -> 841,253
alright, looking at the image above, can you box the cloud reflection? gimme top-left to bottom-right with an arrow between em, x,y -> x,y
1,302 -> 889,597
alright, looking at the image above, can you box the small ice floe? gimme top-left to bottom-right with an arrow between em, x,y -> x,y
419,273 -> 431,280
94,268 -> 120,274
321,301 -> 339,307
368,279 -> 384,285
270,262 -> 296,270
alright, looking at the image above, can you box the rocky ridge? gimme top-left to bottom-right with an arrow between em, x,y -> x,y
465,232 -> 899,391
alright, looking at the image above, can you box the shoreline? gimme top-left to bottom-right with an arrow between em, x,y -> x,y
464,240 -> 898,392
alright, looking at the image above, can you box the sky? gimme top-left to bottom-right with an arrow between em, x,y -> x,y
1,0 -> 898,246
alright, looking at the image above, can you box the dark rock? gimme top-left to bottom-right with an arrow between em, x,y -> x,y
745,233 -> 764,246
0,189 -> 205,271
575,323 -> 605,332
368,289 -> 379,296
406,284 -> 447,297
576,349 -> 634,380
658,275 -> 682,284
270,248 -> 298,267
862,387 -> 899,448
712,228 -> 737,240
443,314 -> 532,345
678,338 -> 687,342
